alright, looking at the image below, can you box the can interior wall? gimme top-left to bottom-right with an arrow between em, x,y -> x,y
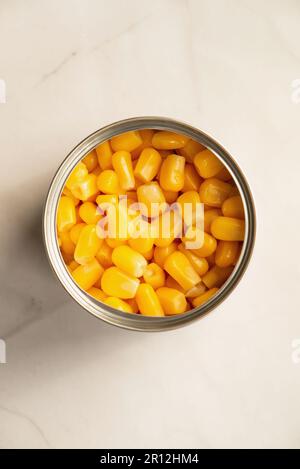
43,117 -> 256,332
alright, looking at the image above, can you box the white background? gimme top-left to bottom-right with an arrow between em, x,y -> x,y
0,0 -> 300,448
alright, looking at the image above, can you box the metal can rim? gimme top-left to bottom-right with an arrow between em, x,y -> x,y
43,116 -> 256,332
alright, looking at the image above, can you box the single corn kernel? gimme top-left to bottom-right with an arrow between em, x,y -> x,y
65,162 -> 88,191
72,258 -> 103,291
185,282 -> 207,298
131,129 -> 155,159
211,216 -> 245,241
101,266 -> 140,299
153,242 -> 178,268
135,284 -> 164,316
97,170 -> 120,194
111,131 -> 142,152
103,297 -> 134,313
128,237 -> 154,255
204,209 -> 222,233
202,265 -> 234,289
178,243 -> 209,276
137,182 -> 166,217
82,150 -> 98,172
87,287 -> 107,301
67,260 -> 80,272
156,287 -> 187,315
199,178 -> 232,207
177,191 -> 201,224
60,231 -> 75,255
216,166 -> 232,181
215,241 -> 240,267
159,154 -> 185,191
143,263 -> 165,289
192,288 -> 219,307
79,202 -> 102,225
152,131 -> 189,150
182,163 -> 202,192
112,151 -> 135,191
222,195 -> 244,219
112,245 -> 147,278
184,230 -> 217,258
74,224 -> 103,265
165,275 -> 186,293
57,196 -> 76,232
194,149 -> 224,178
126,298 -> 139,314
69,223 -> 86,245
96,140 -> 113,170
95,241 -> 113,268
163,190 -> 179,203
134,147 -> 162,183
152,210 -> 182,248
164,251 -> 201,291
176,139 -> 205,163
72,174 -> 99,201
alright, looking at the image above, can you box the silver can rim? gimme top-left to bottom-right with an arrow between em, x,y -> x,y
43,116 -> 256,332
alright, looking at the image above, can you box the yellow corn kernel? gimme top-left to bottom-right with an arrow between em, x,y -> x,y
65,162 -> 88,191
202,265 -> 234,288
131,129 -> 155,159
137,182 -> 166,217
128,237 -> 153,255
152,210 -> 182,248
135,284 -> 164,316
222,195 -> 244,219
163,190 -> 178,203
79,202 -> 102,225
92,166 -> 101,177
156,287 -> 187,315
153,242 -> 177,268
143,246 -> 154,261
72,258 -> 104,291
152,131 -> 189,150
106,238 -> 127,248
199,178 -> 232,207
82,150 -> 98,172
60,231 -> 75,255
97,170 -> 120,194
96,194 -> 118,212
165,275 -> 186,293
95,241 -> 113,268
182,163 -> 202,192
143,263 -> 165,289
134,147 -> 162,183
74,224 -> 103,265
67,260 -> 79,272
215,241 -> 240,268
177,139 -> 205,163
69,223 -> 86,245
194,149 -> 224,178
71,174 -> 98,201
159,154 -> 185,191
164,251 -> 201,291
211,216 -> 245,241
178,243 -> 209,276
112,151 -> 135,191
96,140 -> 113,170
101,266 -> 140,299
185,282 -> 207,298
216,166 -> 232,181
57,196 -> 76,232
185,231 -> 217,258
192,288 -> 219,307
62,187 -> 80,206
87,287 -> 107,301
111,131 -> 142,152
126,298 -> 139,314
177,190 -> 201,224
204,209 -> 222,234
103,297 -> 134,313
112,245 -> 147,278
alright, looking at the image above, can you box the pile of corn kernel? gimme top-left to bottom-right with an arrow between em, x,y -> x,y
57,130 -> 245,316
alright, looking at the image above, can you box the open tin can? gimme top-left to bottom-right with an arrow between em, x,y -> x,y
43,116 -> 256,331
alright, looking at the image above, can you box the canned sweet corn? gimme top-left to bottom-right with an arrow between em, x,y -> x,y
43,117 -> 255,331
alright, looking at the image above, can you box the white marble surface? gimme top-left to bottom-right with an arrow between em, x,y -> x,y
0,0 -> 300,449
